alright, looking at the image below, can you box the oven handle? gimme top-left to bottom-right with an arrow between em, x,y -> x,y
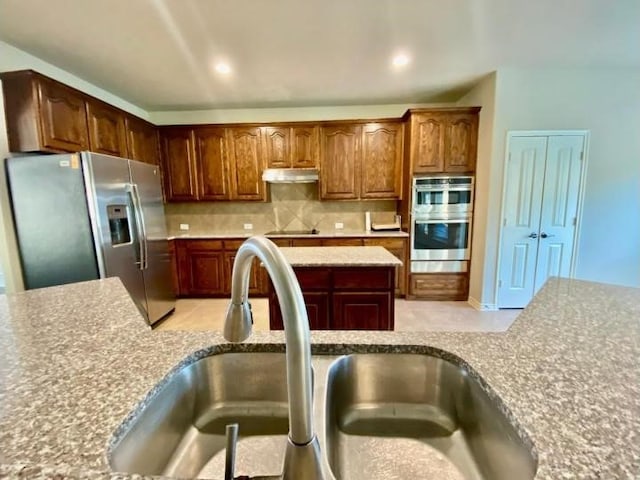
414,218 -> 470,224
414,185 -> 474,192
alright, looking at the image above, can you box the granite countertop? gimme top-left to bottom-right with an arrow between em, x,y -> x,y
279,246 -> 402,266
0,277 -> 639,478
167,229 -> 409,240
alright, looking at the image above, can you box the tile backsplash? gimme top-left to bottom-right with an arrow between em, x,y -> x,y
165,183 -> 397,234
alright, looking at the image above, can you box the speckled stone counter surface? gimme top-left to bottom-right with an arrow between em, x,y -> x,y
1,277 -> 639,478
167,229 -> 409,240
279,246 -> 402,266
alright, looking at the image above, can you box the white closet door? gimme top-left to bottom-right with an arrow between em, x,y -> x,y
497,136 -> 548,308
534,135 -> 584,293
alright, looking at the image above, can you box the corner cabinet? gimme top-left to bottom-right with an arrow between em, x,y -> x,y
407,108 -> 479,174
161,127 -> 199,201
0,70 -> 159,160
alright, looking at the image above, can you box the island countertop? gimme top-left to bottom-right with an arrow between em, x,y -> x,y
0,277 -> 639,479
278,246 -> 402,267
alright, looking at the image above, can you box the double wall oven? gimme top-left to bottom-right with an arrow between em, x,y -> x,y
411,176 -> 474,273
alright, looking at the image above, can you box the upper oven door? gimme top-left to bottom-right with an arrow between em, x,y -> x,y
411,214 -> 472,261
412,176 -> 474,215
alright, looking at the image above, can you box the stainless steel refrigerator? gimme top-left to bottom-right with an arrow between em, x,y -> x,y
6,152 -> 175,325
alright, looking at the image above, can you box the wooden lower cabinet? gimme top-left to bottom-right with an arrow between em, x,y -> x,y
333,292 -> 392,330
174,239 -> 266,297
269,266 -> 394,330
409,273 -> 469,300
363,237 -> 406,297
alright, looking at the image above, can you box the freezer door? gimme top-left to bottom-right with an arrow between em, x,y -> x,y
129,160 -> 175,324
6,154 -> 99,289
83,153 -> 148,318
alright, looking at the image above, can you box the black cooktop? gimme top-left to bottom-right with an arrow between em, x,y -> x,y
265,229 -> 319,236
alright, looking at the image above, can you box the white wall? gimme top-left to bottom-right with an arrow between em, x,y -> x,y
456,73 -> 500,309
0,41 -> 149,293
149,103 -> 443,125
464,67 -> 640,308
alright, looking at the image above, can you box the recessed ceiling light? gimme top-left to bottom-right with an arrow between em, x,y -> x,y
214,62 -> 232,75
392,53 -> 411,68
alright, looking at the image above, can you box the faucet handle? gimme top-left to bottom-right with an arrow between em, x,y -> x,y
224,423 -> 239,480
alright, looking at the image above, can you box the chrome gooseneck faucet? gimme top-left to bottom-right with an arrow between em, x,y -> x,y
223,236 -> 325,480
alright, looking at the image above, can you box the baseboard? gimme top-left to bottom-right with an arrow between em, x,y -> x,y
468,296 -> 498,311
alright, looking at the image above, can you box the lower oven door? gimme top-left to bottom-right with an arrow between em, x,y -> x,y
411,215 -> 472,261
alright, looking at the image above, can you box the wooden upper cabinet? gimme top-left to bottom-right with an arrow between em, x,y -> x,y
36,77 -> 90,152
194,127 -> 229,200
361,122 -> 403,199
407,108 -> 480,174
263,126 -> 290,168
161,128 -> 198,201
320,125 -> 361,200
411,114 -> 446,173
291,125 -> 319,168
263,125 -> 319,169
444,113 -> 478,173
226,127 -> 265,201
125,116 -> 159,165
85,100 -> 127,157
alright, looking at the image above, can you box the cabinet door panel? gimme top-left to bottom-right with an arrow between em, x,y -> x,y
332,292 -> 391,330
270,291 -> 330,330
291,126 -> 319,168
126,116 -> 159,165
445,114 -> 478,173
176,243 -> 224,296
86,101 -> 127,156
361,123 -> 402,199
223,252 -> 262,295
412,115 -> 445,173
227,127 -> 265,200
264,126 -> 290,168
37,78 -> 89,151
320,125 -> 360,200
195,127 -> 229,200
161,128 -> 198,201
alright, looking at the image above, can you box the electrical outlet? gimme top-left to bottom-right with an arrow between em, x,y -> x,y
179,223 -> 189,231
244,223 -> 253,230
335,222 -> 344,230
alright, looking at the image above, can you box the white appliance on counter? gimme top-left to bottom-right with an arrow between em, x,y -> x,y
410,175 -> 474,273
6,152 -> 175,325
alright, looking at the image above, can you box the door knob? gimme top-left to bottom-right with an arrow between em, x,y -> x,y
528,232 -> 538,239
540,232 -> 555,239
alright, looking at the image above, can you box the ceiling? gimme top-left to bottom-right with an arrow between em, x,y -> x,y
0,0 -> 638,111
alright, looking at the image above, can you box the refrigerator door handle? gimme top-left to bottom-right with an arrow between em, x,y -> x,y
131,183 -> 149,270
128,184 -> 147,270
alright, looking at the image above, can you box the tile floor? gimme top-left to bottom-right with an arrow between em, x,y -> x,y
156,298 -> 521,332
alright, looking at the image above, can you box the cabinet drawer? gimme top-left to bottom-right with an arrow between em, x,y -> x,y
291,238 -> 323,247
223,239 -> 245,250
321,238 -> 363,246
409,273 -> 468,300
333,267 -> 392,290
269,239 -> 292,247
182,239 -> 223,251
294,268 -> 331,290
363,238 -> 405,250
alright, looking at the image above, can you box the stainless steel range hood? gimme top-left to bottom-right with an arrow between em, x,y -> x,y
262,168 -> 319,183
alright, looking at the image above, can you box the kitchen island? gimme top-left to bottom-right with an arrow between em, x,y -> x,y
0,277 -> 638,478
268,246 -> 402,331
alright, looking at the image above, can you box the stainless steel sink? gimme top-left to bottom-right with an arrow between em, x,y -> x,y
109,352 -> 290,478
109,351 -> 536,480
324,354 -> 537,480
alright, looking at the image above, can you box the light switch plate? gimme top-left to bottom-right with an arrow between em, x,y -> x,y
244,223 -> 253,230
335,222 -> 344,230
179,223 -> 189,231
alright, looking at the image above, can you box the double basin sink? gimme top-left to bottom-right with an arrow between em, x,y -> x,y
108,349 -> 537,480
